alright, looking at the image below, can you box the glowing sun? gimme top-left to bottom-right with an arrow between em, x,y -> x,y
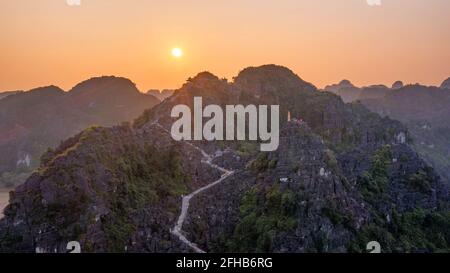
171,47 -> 183,58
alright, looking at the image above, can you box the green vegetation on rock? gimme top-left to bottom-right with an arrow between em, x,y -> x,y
101,144 -> 189,252
350,209 -> 450,252
359,145 -> 392,203
226,183 -> 297,252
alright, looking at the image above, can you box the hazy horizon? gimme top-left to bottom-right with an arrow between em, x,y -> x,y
1,0 -> 449,92
1,66 -> 450,94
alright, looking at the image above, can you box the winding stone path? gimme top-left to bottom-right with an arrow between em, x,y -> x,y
152,122 -> 235,253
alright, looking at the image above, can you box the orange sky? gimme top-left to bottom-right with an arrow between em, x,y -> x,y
0,0 -> 449,92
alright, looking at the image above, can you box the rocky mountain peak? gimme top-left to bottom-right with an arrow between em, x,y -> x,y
0,86 -> 65,104
234,65 -> 316,96
236,64 -> 299,81
164,72 -> 233,105
441,77 -> 450,90
191,71 -> 220,81
324,79 -> 356,94
28,85 -> 65,95
69,76 -> 139,95
392,81 -> 404,89
339,79 -> 353,86
180,72 -> 227,93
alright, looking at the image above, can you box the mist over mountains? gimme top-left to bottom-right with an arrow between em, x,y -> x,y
324,80 -> 392,103
1,65 -> 448,253
0,76 -> 160,187
323,78 -> 450,184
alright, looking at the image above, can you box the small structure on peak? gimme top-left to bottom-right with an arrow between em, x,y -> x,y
287,111 -> 304,124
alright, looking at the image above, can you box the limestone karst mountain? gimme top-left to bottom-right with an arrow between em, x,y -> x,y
0,65 -> 449,253
324,79 -> 355,94
0,76 -> 160,188
361,84 -> 450,184
324,76 -> 450,192
323,80 -> 391,103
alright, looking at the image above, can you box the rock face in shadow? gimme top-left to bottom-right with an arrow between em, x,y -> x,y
184,121 -> 447,253
0,124 -> 221,253
0,65 -> 449,253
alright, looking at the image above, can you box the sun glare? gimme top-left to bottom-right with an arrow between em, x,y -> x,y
172,47 -> 183,58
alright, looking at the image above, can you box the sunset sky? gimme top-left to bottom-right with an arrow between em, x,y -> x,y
0,0 -> 449,92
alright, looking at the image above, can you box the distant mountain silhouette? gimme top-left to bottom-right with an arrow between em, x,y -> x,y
360,83 -> 450,183
324,79 -> 355,94
325,77 -> 450,183
146,89 -> 174,101
324,80 -> 391,103
0,76 -> 160,187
